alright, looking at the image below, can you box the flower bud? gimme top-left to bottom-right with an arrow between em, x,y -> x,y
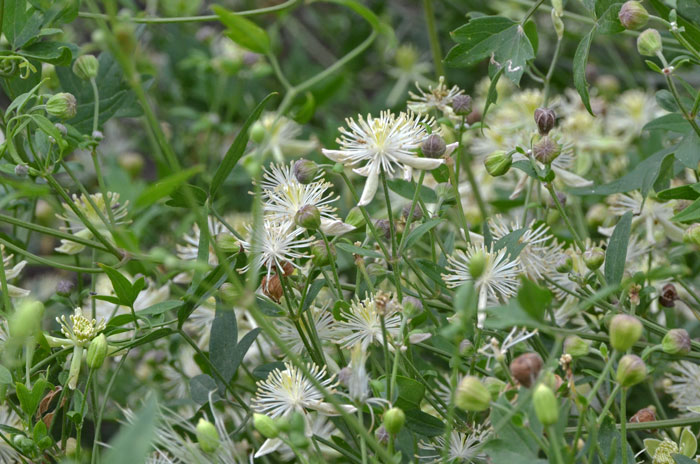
683,224 -> 700,246
452,94 -> 473,116
533,136 -> 561,164
658,283 -> 678,308
533,383 -> 559,426
14,164 -> 28,177
345,207 -> 365,229
619,1 -> 649,30
55,123 -> 67,135
421,134 -> 446,158
196,418 -> 220,452
46,93 -> 77,119
609,314 -> 643,351
534,108 -> 556,135
375,219 -> 392,240
293,159 -> 319,184
630,406 -> 656,424
92,130 -> 104,141
402,296 -> 423,318
484,151 -> 512,177
310,240 -> 334,267
468,249 -> 487,279
253,413 -> 279,439
261,274 -> 283,303
86,333 -> 108,369
582,247 -> 605,270
637,28 -> 662,56
510,352 -> 543,388
72,55 -> 99,80
616,354 -> 647,387
250,121 -> 265,143
216,234 -> 239,254
383,407 -> 405,434
484,377 -> 506,399
662,328 -> 691,355
402,204 -> 423,221
586,204 -> 608,228
455,376 -> 491,412
555,254 -> 573,273
295,204 -> 321,230
564,335 -> 590,357
9,299 -> 45,339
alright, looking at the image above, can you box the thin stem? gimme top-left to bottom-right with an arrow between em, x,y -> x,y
318,230 -> 343,299
665,73 -> 700,138
522,0 -> 546,23
0,244 -> 11,312
548,424 -> 565,464
380,170 -> 403,301
620,387 -> 629,464
543,37 -> 563,106
422,0 -> 444,78
446,158 -> 472,244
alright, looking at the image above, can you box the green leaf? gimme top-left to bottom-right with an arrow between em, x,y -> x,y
99,264 -> 138,307
134,165 -> 204,208
673,454 -> 698,464
178,262 -> 232,328
404,409 -> 444,437
517,277 -> 551,322
0,366 -> 12,385
209,93 -> 276,197
452,283 -> 478,338
643,113 -> 691,133
483,299 -> 546,331
190,374 -> 220,405
336,242 -> 384,259
212,5 -> 270,54
598,415 -> 636,463
232,328 -> 261,378
446,16 -> 534,84
394,376 -> 425,409
209,307 -> 238,384
493,227 -> 527,259
604,211 -> 632,287
402,218 -> 441,250
680,427 -> 697,457
18,41 -> 73,65
15,378 -> 49,417
672,197 -> 700,223
165,183 -> 208,208
386,178 -> 437,203
644,438 -> 662,457
597,2 -> 624,34
484,439 -> 548,463
292,91 -> 315,124
658,183 -> 700,201
481,66 -> 504,126
675,131 -> 700,169
103,396 -> 157,464
574,27 -> 597,115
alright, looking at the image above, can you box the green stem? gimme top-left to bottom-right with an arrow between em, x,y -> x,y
666,73 -> 700,139
446,159 -> 472,244
0,237 -> 105,273
542,37 -> 563,106
318,230 -> 343,299
380,170 -> 403,301
620,387 -> 629,464
522,0 -> 546,22
0,213 -> 110,252
0,244 -> 11,312
548,424 -> 565,464
422,0 -> 444,78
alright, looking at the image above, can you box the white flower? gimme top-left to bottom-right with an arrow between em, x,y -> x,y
56,307 -> 106,345
322,110 -> 446,206
55,192 -> 129,254
489,216 -> 562,281
664,361 -> 700,415
418,425 -> 490,463
478,326 -> 538,367
333,295 -> 401,351
260,162 -> 352,235
408,76 -> 464,119
442,243 -> 521,309
239,219 -> 312,279
1,245 -> 29,297
604,191 -> 684,243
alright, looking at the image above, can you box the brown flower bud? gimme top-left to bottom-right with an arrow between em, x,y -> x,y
510,352 -> 543,388
534,107 -> 556,135
374,219 -> 392,240
452,94 -> 473,116
533,136 -> 561,164
402,204 -> 423,221
279,261 -> 295,277
659,283 -> 678,308
630,406 -> 656,425
261,274 -> 283,302
421,134 -> 446,158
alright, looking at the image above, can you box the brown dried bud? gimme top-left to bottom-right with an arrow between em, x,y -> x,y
421,133 -> 446,158
510,352 -> 543,388
534,107 -> 556,135
375,219 -> 392,240
402,204 -> 423,221
629,407 -> 656,432
279,261 -> 295,277
452,94 -> 473,116
261,274 -> 283,302
659,283 -> 678,308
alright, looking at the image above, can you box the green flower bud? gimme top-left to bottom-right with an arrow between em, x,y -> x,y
616,354 -> 647,387
609,314 -> 643,352
533,136 -> 561,164
637,28 -> 662,56
216,234 -> 240,254
619,1 -> 649,29
293,159 -> 319,184
250,121 -> 265,143
662,328 -> 691,355
295,204 -> 321,230
484,377 -> 506,399
582,247 -> 605,270
86,333 -> 108,369
9,299 -> 45,339
683,224 -> 700,246
564,335 -> 590,357
533,383 -> 559,426
484,151 -> 512,177
310,240 -> 334,267
383,407 -> 406,434
196,418 -> 220,453
468,250 -> 487,279
421,134 -> 446,158
46,93 -> 77,119
452,94 -> 473,116
402,296 -> 423,319
455,376 -> 491,412
555,254 -> 573,273
253,413 -> 279,439
72,55 -> 99,80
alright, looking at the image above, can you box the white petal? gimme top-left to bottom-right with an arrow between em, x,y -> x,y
311,402 -> 357,416
254,438 -> 283,458
408,332 -> 432,344
444,142 -> 459,157
393,152 -> 444,170
552,166 -> 593,187
322,148 -> 351,163
320,218 -> 355,236
358,170 -> 380,206
509,174 -> 529,200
